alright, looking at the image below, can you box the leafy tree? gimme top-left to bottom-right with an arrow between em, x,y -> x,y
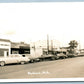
68,40 -> 78,54
69,40 -> 78,49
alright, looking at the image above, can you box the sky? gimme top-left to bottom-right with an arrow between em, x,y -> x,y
0,2 -> 84,48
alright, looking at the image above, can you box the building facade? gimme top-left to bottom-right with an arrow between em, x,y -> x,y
0,39 -> 30,57
11,42 -> 30,56
0,39 -> 11,57
30,40 -> 60,56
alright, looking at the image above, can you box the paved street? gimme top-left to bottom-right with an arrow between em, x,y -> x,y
0,56 -> 84,78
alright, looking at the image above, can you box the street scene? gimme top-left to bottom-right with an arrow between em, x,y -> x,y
0,36 -> 84,79
0,56 -> 84,78
0,2 -> 84,80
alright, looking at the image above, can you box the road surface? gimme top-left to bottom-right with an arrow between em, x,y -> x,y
0,56 -> 84,78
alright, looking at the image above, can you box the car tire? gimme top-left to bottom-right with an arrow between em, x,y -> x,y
39,59 -> 43,62
55,57 -> 59,60
0,61 -> 5,66
63,57 -> 65,59
51,57 -> 55,60
30,60 -> 34,63
21,61 -> 25,65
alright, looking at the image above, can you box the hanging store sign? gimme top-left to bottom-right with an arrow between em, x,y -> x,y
0,44 -> 9,46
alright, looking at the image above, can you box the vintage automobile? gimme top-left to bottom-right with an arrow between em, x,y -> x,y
21,54 -> 40,63
57,52 -> 67,59
78,52 -> 84,56
0,54 -> 30,66
67,53 -> 78,58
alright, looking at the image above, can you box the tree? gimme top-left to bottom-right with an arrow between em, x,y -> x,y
69,40 -> 78,49
68,40 -> 78,54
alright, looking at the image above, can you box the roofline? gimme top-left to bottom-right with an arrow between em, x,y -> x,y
0,39 -> 11,42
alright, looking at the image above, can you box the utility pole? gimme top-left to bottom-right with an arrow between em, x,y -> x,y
79,41 -> 81,50
47,34 -> 49,54
51,40 -> 53,54
51,40 -> 53,52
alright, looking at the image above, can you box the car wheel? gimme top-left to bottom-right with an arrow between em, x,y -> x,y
55,57 -> 59,60
51,57 -> 55,60
21,61 -> 25,65
0,61 -> 5,66
63,57 -> 65,59
30,60 -> 34,63
39,59 -> 43,62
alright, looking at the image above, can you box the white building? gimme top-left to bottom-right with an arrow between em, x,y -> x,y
30,41 -> 42,58
30,40 -> 60,57
0,39 -> 11,57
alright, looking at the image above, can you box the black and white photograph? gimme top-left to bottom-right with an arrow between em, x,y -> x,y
0,1 -> 84,82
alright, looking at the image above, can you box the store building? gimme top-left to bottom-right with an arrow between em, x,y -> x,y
0,39 -> 11,57
11,42 -> 30,56
30,40 -> 60,57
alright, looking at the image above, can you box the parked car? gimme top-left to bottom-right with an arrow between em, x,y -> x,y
57,53 -> 67,59
78,52 -> 84,56
67,53 -> 78,58
0,54 -> 30,66
38,53 -> 59,61
29,58 -> 40,63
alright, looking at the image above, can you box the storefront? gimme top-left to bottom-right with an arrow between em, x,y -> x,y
0,39 -> 11,57
11,42 -> 30,55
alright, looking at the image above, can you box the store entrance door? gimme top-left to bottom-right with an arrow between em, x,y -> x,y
4,51 -> 7,57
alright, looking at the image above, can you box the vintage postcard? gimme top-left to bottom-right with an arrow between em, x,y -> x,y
0,0 -> 84,82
